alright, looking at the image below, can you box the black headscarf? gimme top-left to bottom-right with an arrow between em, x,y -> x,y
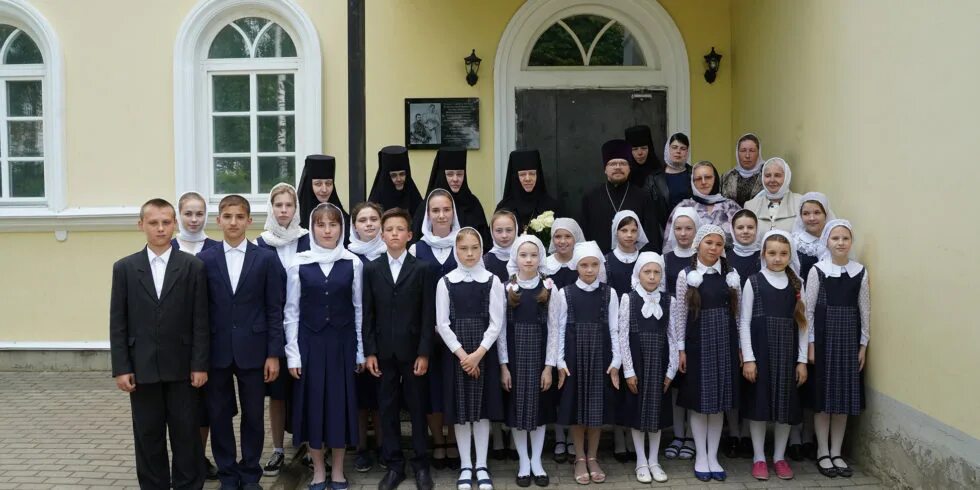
298,154 -> 348,229
625,125 -> 659,187
368,145 -> 423,216
414,146 -> 490,248
494,149 -> 561,231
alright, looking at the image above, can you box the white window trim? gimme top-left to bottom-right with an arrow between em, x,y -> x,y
174,0 -> 322,214
0,0 -> 65,214
493,0 -> 690,199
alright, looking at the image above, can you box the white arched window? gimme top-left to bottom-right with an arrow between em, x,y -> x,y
0,0 -> 63,211
175,0 -> 321,205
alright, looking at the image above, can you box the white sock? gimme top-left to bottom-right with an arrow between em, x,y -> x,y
707,413 -> 724,472
773,423 -> 791,461
725,409 -> 740,438
749,420 -> 767,463
647,430 -> 661,467
789,424 -> 802,445
814,412 -> 830,457
473,419 -> 491,469
671,391 -> 686,439
512,429 -> 530,476
455,423 -> 473,469
689,413 -> 709,473
630,429 -> 647,467
274,447 -> 284,454
529,426 -> 546,475
492,422 -> 505,450
614,426 -> 627,453
830,415 -> 847,458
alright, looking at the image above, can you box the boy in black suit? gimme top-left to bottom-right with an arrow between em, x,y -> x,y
363,208 -> 435,490
110,198 -> 210,490
198,195 -> 284,490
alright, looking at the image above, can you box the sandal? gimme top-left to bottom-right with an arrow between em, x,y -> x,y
663,437 -> 682,459
816,456 -> 838,478
457,467 -> 474,490
831,456 -> 853,478
586,458 -> 605,483
573,458 -> 590,485
677,438 -> 696,460
475,466 -> 493,490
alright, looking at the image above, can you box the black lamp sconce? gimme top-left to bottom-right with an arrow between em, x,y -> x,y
464,49 -> 482,86
704,47 -> 722,84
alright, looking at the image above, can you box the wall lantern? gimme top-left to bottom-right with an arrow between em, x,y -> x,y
704,47 -> 722,84
464,49 -> 482,86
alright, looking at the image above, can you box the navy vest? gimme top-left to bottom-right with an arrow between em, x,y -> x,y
299,260 -> 355,332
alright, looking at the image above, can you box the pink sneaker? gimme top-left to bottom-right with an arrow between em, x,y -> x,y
774,459 -> 794,480
751,461 -> 769,480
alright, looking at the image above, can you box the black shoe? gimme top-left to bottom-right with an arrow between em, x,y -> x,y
491,448 -> 508,461
354,451 -> 374,472
378,469 -> 406,490
802,442 -> 818,460
552,442 -> 567,464
415,467 -> 434,490
816,456 -> 838,478
242,484 -> 263,490
613,451 -> 630,463
508,449 -> 519,461
263,452 -> 285,477
431,443 -> 447,470
308,482 -> 328,490
532,472 -> 549,487
787,444 -> 804,461
738,437 -> 754,458
516,474 -> 532,487
204,458 -> 219,480
219,484 -> 238,490
722,436 -> 739,459
831,456 -> 853,478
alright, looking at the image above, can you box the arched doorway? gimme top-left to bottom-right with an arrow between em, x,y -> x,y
493,0 -> 689,205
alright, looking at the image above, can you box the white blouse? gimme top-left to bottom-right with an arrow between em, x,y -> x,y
283,258 -> 365,369
409,242 -> 452,264
805,261 -> 871,345
495,276 -> 560,367
272,239 -> 300,270
554,279 -> 621,371
435,274 -> 505,355
618,293 -> 678,380
738,269 -> 808,364
670,260 -> 742,351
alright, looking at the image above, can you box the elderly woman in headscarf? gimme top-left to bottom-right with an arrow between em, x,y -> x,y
743,158 -> 803,233
662,161 -> 742,248
720,134 -> 765,206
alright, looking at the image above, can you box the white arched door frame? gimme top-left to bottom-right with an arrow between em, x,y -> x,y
493,0 -> 689,198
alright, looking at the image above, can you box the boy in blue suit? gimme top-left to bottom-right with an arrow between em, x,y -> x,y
199,194 -> 285,490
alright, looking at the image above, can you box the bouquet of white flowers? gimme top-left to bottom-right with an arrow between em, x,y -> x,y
525,210 -> 556,250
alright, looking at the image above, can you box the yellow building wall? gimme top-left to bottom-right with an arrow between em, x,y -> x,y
732,0 -> 980,439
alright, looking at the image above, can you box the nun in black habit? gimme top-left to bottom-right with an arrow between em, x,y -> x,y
494,149 -> 562,231
367,145 -> 423,216
413,146 -> 491,250
298,154 -> 349,229
579,139 -> 663,254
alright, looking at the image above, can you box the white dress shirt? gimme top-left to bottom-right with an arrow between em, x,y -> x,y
388,250 -> 407,283
224,240 -> 248,294
283,258 -> 365,368
273,240 -> 300,270
554,279 -> 621,371
435,271 -> 505,354
739,268 -> 808,364
146,246 -> 173,299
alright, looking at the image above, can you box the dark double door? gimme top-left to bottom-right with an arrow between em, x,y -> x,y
515,88 -> 667,219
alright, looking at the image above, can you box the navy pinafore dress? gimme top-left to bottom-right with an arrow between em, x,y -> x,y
797,249 -> 820,408
441,278 -> 504,424
484,252 -> 509,283
415,241 -> 457,414
728,250 -> 761,289
741,274 -> 802,424
808,268 -> 865,416
663,251 -> 691,298
622,290 -> 673,432
603,251 -> 633,424
557,284 -> 615,427
676,269 -> 739,414
504,282 -> 556,430
292,260 -> 359,449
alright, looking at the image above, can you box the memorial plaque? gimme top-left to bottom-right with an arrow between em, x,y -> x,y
405,98 -> 480,150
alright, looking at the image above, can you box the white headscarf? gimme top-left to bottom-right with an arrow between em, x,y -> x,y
446,227 -> 492,283
691,162 -> 728,204
294,203 -> 357,266
548,217 -> 585,254
420,189 -> 461,250
663,132 -> 690,171
731,211 -> 761,257
759,229 -> 800,275
815,219 -> 863,277
488,211 -> 518,261
755,157 -> 792,201
347,206 -> 387,261
819,219 -> 857,261
792,192 -> 836,257
260,183 -> 308,248
631,252 -> 666,319
687,224 -> 741,289
735,133 -> 764,178
176,191 -> 208,243
610,210 -> 650,255
665,206 -> 701,257
506,234 -> 549,277
571,240 -> 607,284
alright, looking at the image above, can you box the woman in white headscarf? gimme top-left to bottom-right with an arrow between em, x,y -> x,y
743,158 -> 803,233
791,192 -> 836,286
720,133 -> 765,206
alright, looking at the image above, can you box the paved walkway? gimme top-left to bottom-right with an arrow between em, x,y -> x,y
0,372 -> 883,489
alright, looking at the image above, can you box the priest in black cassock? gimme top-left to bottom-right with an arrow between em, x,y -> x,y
579,139 -> 663,253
